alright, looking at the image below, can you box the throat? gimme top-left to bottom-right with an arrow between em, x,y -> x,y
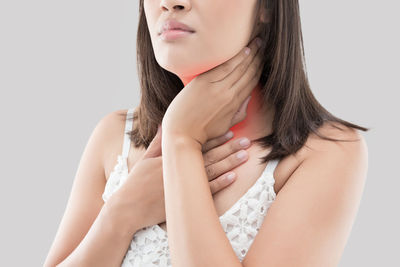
230,83 -> 274,141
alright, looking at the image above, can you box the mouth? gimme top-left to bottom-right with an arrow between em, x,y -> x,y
158,29 -> 195,35
158,19 -> 196,36
159,29 -> 195,41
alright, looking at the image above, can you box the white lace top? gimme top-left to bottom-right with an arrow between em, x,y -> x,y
102,108 -> 280,266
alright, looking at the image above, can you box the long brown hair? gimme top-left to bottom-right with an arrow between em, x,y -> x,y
124,0 -> 370,163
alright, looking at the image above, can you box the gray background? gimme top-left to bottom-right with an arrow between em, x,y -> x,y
0,0 -> 398,266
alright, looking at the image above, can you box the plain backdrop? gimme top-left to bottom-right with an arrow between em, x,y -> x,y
0,0 -> 398,266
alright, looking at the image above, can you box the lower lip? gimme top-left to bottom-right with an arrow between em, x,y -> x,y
160,30 -> 194,41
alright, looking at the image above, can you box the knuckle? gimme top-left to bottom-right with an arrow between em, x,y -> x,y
204,153 -> 216,165
205,166 -> 216,179
228,153 -> 239,165
229,140 -> 238,152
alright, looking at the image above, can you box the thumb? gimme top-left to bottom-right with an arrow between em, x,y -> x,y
231,95 -> 251,125
142,124 -> 162,159
240,95 -> 252,112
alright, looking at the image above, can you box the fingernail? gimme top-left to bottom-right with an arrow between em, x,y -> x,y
225,130 -> 234,139
226,172 -> 236,181
256,38 -> 262,47
244,47 -> 251,55
236,150 -> 247,159
239,138 -> 250,147
244,95 -> 251,107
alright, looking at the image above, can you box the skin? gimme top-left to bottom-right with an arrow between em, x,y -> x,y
43,2 -> 267,261
42,108 -> 254,267
144,0 -> 274,165
145,1 -> 368,266
144,0 -> 275,233
42,1 -> 274,266
43,1 -> 368,266
145,0 -> 266,84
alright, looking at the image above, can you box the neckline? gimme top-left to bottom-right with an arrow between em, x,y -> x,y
152,159 -> 278,236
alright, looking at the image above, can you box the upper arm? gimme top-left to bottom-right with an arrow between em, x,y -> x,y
242,125 -> 368,267
44,109 -> 129,266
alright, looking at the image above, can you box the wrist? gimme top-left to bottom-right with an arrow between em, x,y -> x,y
162,131 -> 203,151
103,194 -> 142,237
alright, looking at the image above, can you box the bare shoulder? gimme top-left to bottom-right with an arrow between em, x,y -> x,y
278,121 -> 369,192
42,108 -> 133,266
95,109 -> 133,181
298,121 -> 369,186
242,122 -> 368,266
303,121 -> 368,158
273,121 -> 368,194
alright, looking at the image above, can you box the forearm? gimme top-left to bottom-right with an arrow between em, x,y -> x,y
54,199 -> 140,267
162,134 -> 242,267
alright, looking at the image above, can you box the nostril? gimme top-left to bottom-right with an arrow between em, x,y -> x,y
174,5 -> 184,10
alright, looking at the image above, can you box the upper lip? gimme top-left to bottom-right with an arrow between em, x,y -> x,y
158,19 -> 195,35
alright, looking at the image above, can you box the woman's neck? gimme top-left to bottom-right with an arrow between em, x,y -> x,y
181,76 -> 274,142
229,83 -> 275,142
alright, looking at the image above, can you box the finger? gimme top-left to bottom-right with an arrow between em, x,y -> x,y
204,36 -> 262,83
202,130 -> 234,153
205,147 -> 250,181
205,149 -> 249,181
220,37 -> 262,89
203,136 -> 251,168
142,124 -> 162,159
231,95 -> 252,126
233,49 -> 264,102
209,172 -> 236,195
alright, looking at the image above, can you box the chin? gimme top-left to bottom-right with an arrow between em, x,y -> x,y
155,47 -> 236,81
158,60 -> 216,80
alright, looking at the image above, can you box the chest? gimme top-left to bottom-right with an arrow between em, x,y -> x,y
151,145 -> 298,233
105,142 -> 300,233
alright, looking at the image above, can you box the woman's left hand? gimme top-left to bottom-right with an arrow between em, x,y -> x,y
162,36 -> 264,147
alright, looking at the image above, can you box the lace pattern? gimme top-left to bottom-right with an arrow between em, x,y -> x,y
102,154 -> 278,266
102,155 -> 129,202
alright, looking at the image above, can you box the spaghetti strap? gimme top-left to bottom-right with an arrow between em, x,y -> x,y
121,108 -> 135,158
265,158 -> 280,177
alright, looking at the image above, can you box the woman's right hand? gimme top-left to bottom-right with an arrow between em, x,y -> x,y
109,126 -> 251,233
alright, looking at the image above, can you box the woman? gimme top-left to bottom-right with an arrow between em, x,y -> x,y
44,0 -> 369,266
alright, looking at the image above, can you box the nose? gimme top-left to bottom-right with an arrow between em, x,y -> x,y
160,0 -> 191,12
